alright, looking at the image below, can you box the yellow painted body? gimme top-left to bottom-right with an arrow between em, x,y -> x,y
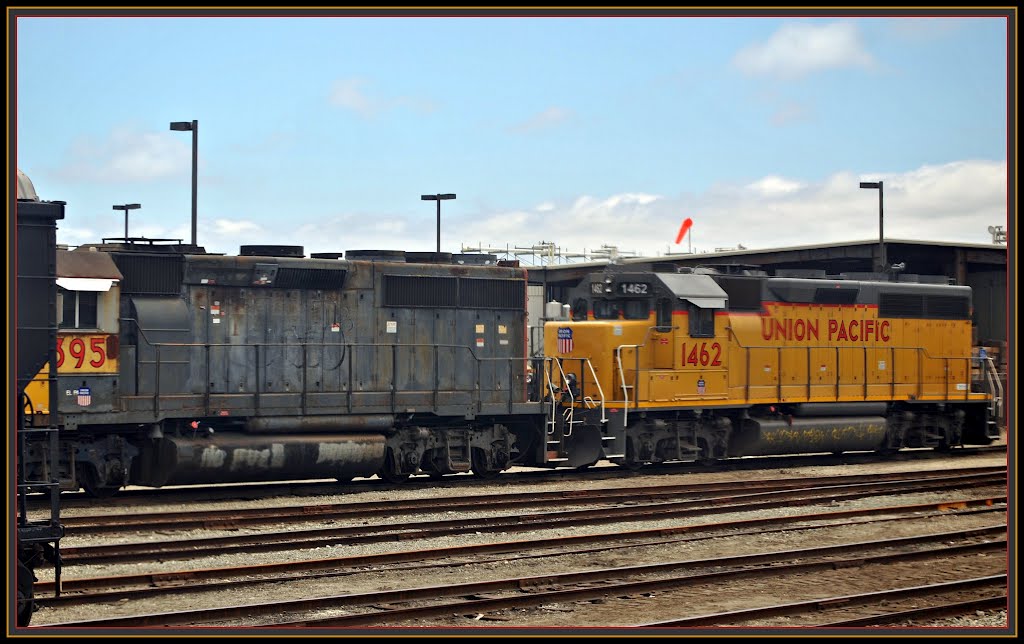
24,332 -> 119,417
544,303 -> 987,411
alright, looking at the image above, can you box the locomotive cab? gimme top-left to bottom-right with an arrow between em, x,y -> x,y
543,267 -> 730,466
24,248 -> 127,495
545,267 -> 729,406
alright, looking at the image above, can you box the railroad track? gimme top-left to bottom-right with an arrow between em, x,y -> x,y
58,465 -> 1008,534
40,526 -> 1007,628
35,445 -> 1007,509
54,470 -> 1006,565
28,461 -> 1009,630
36,507 -> 1006,605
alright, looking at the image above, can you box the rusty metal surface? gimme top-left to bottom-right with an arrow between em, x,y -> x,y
133,433 -> 385,487
244,415 -> 395,433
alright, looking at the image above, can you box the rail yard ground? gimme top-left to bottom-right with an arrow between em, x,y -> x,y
28,442 -> 1010,634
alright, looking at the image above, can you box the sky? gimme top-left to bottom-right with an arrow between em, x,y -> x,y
12,11 -> 1012,263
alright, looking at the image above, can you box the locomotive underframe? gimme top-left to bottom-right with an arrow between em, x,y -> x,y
542,399 -> 995,468
24,410 -> 537,491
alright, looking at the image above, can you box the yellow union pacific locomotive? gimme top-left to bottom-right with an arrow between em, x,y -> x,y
541,264 -> 1002,468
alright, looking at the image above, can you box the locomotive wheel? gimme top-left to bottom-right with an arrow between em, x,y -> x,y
79,465 -> 121,498
616,440 -> 645,471
17,560 -> 34,627
471,448 -> 502,480
376,451 -> 410,484
696,438 -> 717,467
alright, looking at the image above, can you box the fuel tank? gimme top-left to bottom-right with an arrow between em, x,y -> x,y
729,416 -> 888,457
131,433 -> 386,486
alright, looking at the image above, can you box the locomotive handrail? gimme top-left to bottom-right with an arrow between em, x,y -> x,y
726,327 -> 979,405
549,357 -> 577,436
614,347 -> 635,425
614,325 -> 683,425
130,332 -> 536,418
584,359 -> 607,424
542,357 -> 559,436
983,355 -> 1004,420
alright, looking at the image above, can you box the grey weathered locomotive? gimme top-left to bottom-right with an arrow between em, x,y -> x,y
23,242 -> 543,495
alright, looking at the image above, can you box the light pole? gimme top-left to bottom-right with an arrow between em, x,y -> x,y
112,203 -> 141,240
421,193 -> 456,253
169,120 -> 198,247
859,180 -> 884,272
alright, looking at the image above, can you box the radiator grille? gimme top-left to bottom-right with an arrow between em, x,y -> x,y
113,254 -> 183,295
879,293 -> 968,319
814,287 -> 859,305
274,267 -> 347,289
384,275 -> 524,309
384,275 -> 457,307
926,295 -> 970,319
459,278 -> 525,309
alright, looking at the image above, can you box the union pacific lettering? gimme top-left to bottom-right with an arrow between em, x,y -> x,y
761,317 -> 890,343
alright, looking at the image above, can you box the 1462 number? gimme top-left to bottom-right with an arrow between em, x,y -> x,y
681,341 -> 722,366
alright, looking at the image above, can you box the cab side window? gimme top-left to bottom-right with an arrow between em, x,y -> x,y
593,300 -> 621,320
622,299 -> 649,320
688,304 -> 715,338
656,298 -> 673,329
59,287 -> 98,329
571,298 -> 589,321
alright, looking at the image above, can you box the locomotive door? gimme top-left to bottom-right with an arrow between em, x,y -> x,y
680,302 -> 728,399
652,297 -> 674,369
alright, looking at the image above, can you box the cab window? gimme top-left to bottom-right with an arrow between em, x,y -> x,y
688,304 -> 715,338
622,300 -> 649,320
571,298 -> 588,321
593,300 -> 621,320
656,298 -> 673,329
59,288 -> 98,329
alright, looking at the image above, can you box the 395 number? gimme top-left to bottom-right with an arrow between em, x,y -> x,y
681,341 -> 722,366
56,336 -> 107,369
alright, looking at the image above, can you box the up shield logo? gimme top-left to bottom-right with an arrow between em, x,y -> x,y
557,327 -> 574,354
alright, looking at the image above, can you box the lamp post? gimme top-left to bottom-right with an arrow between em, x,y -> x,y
112,203 -> 141,240
859,180 -> 884,272
169,120 -> 198,247
421,193 -> 456,253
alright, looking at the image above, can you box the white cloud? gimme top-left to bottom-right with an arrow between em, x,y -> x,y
508,107 -> 574,133
83,160 -> 1004,261
212,218 -> 262,235
329,78 -> 377,117
54,126 -> 191,183
771,101 -> 812,126
747,176 -> 804,196
445,159 -> 1006,258
329,78 -> 436,118
733,22 -> 876,80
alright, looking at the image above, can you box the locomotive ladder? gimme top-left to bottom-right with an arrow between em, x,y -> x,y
981,355 -> 1004,437
544,357 -> 609,463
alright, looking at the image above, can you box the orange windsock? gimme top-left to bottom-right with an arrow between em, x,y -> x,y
675,217 -> 693,244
